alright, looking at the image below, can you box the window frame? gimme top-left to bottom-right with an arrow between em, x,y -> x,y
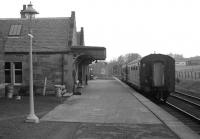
4,62 -> 23,85
14,62 -> 22,84
4,62 -> 11,84
8,24 -> 22,37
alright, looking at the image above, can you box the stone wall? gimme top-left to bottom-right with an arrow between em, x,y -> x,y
63,54 -> 74,93
0,38 -> 5,97
0,58 -> 4,97
32,54 -> 63,94
4,53 -> 74,95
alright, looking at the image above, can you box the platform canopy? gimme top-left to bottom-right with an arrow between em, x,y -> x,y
71,46 -> 106,64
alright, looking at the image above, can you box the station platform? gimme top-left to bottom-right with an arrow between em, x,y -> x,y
41,79 -> 199,139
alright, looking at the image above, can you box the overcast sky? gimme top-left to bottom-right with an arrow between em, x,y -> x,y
1,0 -> 200,61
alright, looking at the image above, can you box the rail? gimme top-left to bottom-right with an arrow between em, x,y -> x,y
167,91 -> 200,122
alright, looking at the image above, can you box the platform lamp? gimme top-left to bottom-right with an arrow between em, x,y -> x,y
22,2 -> 39,123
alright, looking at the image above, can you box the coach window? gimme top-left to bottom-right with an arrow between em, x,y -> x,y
5,62 -> 22,85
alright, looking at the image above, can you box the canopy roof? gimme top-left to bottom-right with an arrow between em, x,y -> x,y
71,46 -> 106,64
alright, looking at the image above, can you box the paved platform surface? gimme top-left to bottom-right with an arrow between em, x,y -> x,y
41,79 -> 199,139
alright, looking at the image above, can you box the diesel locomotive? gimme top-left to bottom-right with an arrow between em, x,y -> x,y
119,54 -> 175,102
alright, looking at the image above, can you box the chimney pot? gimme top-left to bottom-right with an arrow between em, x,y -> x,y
71,11 -> 75,19
20,4 -> 26,18
80,27 -> 84,46
23,5 -> 26,10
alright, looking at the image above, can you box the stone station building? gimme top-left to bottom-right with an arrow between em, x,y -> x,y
0,3 -> 106,97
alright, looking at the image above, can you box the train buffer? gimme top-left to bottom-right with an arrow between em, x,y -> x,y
42,79 -> 199,139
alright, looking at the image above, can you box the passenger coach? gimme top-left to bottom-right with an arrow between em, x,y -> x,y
121,54 -> 175,102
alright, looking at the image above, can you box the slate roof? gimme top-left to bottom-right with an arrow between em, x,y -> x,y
0,18 -> 71,52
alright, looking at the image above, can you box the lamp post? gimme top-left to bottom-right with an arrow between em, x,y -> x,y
23,2 -> 39,123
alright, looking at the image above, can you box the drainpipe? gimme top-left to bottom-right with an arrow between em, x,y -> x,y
61,54 -> 64,85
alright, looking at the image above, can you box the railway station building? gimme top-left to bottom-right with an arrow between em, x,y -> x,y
0,3 -> 106,97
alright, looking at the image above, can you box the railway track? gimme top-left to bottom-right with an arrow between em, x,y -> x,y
168,91 -> 200,121
163,91 -> 200,134
125,80 -> 200,134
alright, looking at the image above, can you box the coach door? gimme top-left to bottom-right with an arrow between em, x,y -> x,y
153,62 -> 165,87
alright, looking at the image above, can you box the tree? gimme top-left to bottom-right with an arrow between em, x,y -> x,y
107,53 -> 141,76
124,53 -> 141,63
168,53 -> 184,60
117,55 -> 125,65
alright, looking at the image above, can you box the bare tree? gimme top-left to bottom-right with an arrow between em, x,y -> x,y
124,53 -> 141,63
168,53 -> 184,60
117,55 -> 125,65
107,53 -> 141,76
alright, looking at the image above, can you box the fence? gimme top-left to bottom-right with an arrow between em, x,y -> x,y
176,71 -> 200,80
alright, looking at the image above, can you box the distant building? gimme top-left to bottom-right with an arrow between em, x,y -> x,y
186,59 -> 200,66
175,60 -> 186,66
175,58 -> 200,66
0,3 -> 106,97
89,61 -> 108,78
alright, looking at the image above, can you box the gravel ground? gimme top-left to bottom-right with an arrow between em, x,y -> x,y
0,95 -> 75,139
176,79 -> 200,98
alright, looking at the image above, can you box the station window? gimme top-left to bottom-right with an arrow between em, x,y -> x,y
14,62 -> 22,83
5,62 -> 11,83
4,62 -> 22,84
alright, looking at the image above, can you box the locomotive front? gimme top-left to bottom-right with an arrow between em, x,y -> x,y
140,54 -> 175,102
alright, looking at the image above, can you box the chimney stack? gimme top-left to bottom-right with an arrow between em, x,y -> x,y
20,5 -> 26,18
71,11 -> 75,19
80,27 -> 85,46
70,11 -> 76,29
